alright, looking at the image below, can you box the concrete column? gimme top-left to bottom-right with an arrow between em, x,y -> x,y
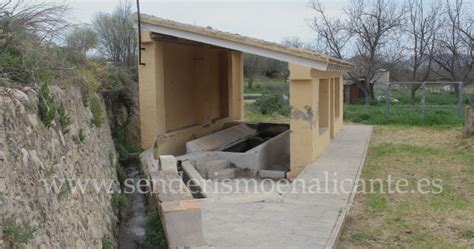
228,51 -> 244,120
288,63 -> 318,180
139,33 -> 167,149
334,77 -> 344,135
330,78 -> 336,139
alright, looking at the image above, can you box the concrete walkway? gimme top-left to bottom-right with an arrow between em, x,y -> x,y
198,125 -> 373,248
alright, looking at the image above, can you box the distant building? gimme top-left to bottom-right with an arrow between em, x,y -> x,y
343,69 -> 389,104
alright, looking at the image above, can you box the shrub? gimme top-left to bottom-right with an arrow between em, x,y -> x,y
3,218 -> 37,245
145,207 -> 168,249
57,103 -> 71,134
90,96 -> 104,127
252,94 -> 290,116
38,82 -> 56,127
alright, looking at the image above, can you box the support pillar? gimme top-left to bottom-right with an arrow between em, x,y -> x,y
228,51 -> 244,120
288,63 -> 319,180
139,31 -> 167,149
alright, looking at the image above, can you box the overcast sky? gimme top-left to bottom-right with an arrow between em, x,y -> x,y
57,0 -> 349,43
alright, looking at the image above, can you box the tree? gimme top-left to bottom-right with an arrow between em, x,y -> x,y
93,0 -> 137,68
243,53 -> 263,89
66,26 -> 97,55
309,0 -> 404,104
432,0 -> 473,88
346,0 -> 404,104
406,0 -> 440,104
281,36 -> 304,48
309,0 -> 350,59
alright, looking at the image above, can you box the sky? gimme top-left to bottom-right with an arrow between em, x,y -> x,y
54,0 -> 350,43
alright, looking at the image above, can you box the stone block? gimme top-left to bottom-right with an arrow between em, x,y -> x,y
259,170 -> 286,179
151,172 -> 193,202
159,155 -> 177,173
160,199 -> 206,247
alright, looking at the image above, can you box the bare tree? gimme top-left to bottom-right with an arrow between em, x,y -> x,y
281,36 -> 304,48
406,0 -> 440,104
431,0 -> 473,90
0,0 -> 70,43
93,0 -> 137,68
346,0 -> 405,104
309,0 -> 351,59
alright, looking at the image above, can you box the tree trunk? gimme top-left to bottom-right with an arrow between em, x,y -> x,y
410,84 -> 421,105
247,76 -> 254,89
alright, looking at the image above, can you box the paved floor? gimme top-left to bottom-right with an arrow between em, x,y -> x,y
198,125 -> 373,248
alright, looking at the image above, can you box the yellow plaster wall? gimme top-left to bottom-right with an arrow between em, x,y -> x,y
162,42 -> 229,132
138,34 -> 244,154
287,64 -> 344,180
139,39 -> 166,149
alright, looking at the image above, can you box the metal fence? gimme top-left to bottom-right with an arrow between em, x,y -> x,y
383,82 -> 465,119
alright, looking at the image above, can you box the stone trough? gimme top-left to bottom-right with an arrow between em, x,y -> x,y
178,122 -> 290,182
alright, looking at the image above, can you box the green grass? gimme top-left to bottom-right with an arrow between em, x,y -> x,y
344,104 -> 464,127
244,78 -> 287,94
339,126 -> 474,248
145,207 -> 168,249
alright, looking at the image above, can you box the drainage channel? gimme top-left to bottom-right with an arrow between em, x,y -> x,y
118,159 -> 147,249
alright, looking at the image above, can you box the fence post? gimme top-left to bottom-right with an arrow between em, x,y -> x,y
464,106 -> 473,138
421,82 -> 426,116
458,82 -> 464,118
384,83 -> 390,119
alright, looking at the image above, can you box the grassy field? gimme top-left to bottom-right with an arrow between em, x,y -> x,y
339,126 -> 474,248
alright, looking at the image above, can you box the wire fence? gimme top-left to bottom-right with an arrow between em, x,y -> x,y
383,82 -> 468,120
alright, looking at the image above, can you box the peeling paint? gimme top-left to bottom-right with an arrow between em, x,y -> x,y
291,105 -> 316,127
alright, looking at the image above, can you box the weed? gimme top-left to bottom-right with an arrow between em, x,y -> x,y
80,87 -> 90,107
116,163 -> 126,185
3,218 -> 37,245
44,167 -> 56,177
90,96 -> 104,127
58,177 -> 71,200
72,129 -> 86,144
101,235 -> 113,249
461,230 -> 474,239
367,195 -> 389,213
38,82 -> 56,127
145,207 -> 168,249
111,192 -> 127,213
352,229 -> 368,241
57,103 -> 71,134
